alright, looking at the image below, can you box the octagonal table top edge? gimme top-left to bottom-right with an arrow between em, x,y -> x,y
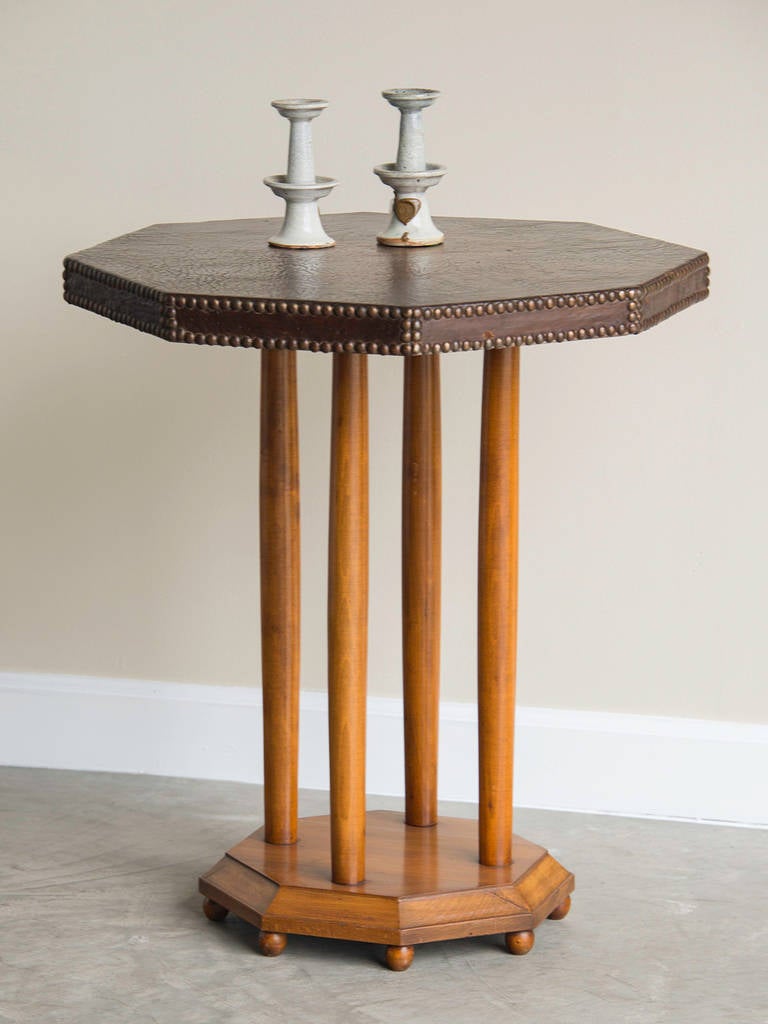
63,212 -> 709,356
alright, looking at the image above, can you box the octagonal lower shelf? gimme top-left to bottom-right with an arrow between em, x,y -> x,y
198,810 -> 574,948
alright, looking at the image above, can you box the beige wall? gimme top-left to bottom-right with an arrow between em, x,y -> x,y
2,1 -> 766,722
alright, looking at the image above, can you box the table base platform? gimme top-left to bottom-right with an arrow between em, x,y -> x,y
199,810 -> 573,970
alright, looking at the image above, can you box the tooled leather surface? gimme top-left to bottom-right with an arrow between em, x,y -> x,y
66,213 -> 705,307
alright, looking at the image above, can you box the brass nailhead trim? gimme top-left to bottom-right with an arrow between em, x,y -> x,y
174,295 -> 404,319
641,254 -> 709,297
392,290 -> 632,345
637,288 -> 709,332
171,288 -> 629,348
63,291 -> 166,339
64,253 -> 708,355
64,259 -> 165,304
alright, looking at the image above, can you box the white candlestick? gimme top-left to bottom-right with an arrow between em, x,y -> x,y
264,99 -> 337,249
374,88 -> 446,247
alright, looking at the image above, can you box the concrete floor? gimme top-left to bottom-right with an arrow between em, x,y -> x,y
0,768 -> 765,1024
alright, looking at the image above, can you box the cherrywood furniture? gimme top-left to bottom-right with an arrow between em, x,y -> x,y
64,213 -> 709,970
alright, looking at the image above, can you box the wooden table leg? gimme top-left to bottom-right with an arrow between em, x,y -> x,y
260,350 -> 300,846
202,343 -> 574,962
402,354 -> 441,827
328,353 -> 369,885
478,346 -> 520,866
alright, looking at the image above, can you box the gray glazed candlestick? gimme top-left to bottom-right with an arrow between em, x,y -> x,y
374,88 -> 446,247
264,99 -> 338,249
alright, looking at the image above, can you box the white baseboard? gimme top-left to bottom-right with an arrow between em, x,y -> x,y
1,672 -> 766,826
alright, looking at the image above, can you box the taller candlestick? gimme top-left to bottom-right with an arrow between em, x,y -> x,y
374,88 -> 446,247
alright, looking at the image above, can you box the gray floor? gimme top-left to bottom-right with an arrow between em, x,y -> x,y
0,769 -> 765,1024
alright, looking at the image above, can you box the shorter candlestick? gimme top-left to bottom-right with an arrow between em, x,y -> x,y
264,99 -> 338,249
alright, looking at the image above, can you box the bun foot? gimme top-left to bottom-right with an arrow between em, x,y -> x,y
504,930 -> 535,956
258,931 -> 287,957
548,895 -> 572,921
385,945 -> 414,971
202,897 -> 229,922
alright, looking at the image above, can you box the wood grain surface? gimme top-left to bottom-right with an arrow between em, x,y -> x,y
199,811 -> 575,947
402,354 -> 441,827
327,353 -> 369,885
259,350 -> 300,845
230,812 -> 540,896
478,347 -> 520,866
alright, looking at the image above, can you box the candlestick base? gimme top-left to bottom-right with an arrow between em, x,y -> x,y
374,163 -> 446,247
263,175 -> 338,249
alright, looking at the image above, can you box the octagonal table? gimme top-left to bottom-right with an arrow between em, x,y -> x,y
63,213 -> 709,971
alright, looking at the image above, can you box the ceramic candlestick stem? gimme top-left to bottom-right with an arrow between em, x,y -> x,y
264,99 -> 338,249
374,88 -> 446,247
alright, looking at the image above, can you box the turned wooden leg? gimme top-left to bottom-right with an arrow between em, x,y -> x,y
258,931 -> 288,957
260,350 -> 301,845
478,347 -> 520,866
328,353 -> 369,885
505,930 -> 534,955
385,945 -> 415,971
202,897 -> 229,922
548,895 -> 572,920
402,354 -> 441,828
